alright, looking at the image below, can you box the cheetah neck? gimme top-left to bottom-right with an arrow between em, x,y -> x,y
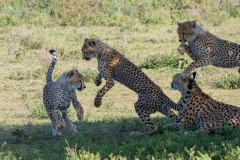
188,25 -> 204,43
194,25 -> 203,34
97,42 -> 123,59
56,73 -> 74,91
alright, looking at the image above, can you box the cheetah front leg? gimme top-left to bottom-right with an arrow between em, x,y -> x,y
94,75 -> 114,108
71,91 -> 84,121
181,58 -> 213,80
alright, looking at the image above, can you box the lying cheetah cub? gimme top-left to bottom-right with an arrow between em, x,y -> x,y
82,38 -> 194,136
43,49 -> 85,138
165,71 -> 240,132
177,21 -> 240,79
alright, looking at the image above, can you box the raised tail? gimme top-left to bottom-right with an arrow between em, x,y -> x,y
165,72 -> 196,111
46,49 -> 58,84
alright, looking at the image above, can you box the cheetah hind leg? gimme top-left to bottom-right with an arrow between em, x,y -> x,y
50,114 -> 64,138
130,105 -> 157,136
52,122 -> 64,139
52,111 -> 65,138
61,110 -> 78,133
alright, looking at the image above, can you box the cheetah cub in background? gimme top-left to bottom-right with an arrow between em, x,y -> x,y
177,21 -> 240,79
43,49 -> 85,138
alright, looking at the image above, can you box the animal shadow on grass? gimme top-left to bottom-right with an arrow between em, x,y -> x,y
0,116 -> 171,159
1,117 -> 240,159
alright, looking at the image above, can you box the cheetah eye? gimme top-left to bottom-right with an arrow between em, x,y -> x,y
182,33 -> 186,36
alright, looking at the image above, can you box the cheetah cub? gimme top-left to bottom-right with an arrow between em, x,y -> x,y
177,21 -> 240,79
82,38 -> 194,136
165,71 -> 240,132
43,49 -> 85,138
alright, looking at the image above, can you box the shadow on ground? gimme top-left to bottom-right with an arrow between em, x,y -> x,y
1,116 -> 240,159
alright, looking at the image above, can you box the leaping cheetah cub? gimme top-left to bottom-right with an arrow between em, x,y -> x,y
82,38 -> 194,136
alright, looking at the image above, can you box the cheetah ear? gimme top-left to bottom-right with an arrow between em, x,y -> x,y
86,39 -> 96,47
84,38 -> 88,42
72,67 -> 78,71
177,22 -> 181,26
191,21 -> 196,28
89,39 -> 96,47
67,70 -> 75,78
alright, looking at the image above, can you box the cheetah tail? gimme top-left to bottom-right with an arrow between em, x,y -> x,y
49,49 -> 58,59
46,49 -> 58,84
179,71 -> 196,109
166,71 -> 196,111
184,71 -> 196,101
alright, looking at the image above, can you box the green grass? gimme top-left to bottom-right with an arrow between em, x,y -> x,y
0,0 -> 239,27
1,0 -> 240,159
2,119 -> 240,159
215,73 -> 240,89
138,54 -> 190,70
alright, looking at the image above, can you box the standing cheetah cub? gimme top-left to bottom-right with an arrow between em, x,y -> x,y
177,21 -> 240,79
82,38 -> 194,136
43,49 -> 85,138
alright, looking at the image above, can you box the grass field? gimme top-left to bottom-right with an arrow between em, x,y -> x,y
1,0 -> 240,159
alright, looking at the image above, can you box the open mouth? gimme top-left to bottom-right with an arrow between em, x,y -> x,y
180,41 -> 187,44
85,57 -> 90,61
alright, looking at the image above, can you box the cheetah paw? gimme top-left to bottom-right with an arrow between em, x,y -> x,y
77,113 -> 84,121
95,79 -> 102,86
130,127 -> 157,137
147,126 -> 157,134
178,44 -> 188,55
94,98 -> 102,108
69,126 -> 78,133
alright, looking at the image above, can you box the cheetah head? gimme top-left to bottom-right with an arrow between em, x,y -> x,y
171,72 -> 196,93
67,68 -> 86,92
82,38 -> 98,61
177,21 -> 197,44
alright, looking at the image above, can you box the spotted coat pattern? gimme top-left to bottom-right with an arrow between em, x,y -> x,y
43,49 -> 85,138
82,38 -> 194,136
177,21 -> 240,79
165,72 -> 240,131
